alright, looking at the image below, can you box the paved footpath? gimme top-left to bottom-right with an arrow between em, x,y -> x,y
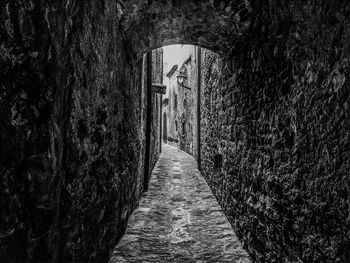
109,144 -> 251,263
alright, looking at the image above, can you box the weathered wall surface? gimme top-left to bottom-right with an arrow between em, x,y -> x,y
200,2 -> 350,262
59,2 -> 144,261
123,0 -> 251,56
201,49 -> 225,200
191,47 -> 200,161
138,49 -> 162,206
2,0 -> 350,262
141,49 -> 162,188
0,2 -> 55,262
151,48 -> 163,170
0,1 -> 160,262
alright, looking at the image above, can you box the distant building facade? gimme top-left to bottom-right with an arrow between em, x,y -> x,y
164,65 -> 179,143
162,46 -> 200,156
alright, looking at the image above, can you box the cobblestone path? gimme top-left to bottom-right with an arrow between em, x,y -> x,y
110,144 -> 251,263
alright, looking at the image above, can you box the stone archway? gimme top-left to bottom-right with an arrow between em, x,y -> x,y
122,0 -> 252,56
102,1 -> 350,262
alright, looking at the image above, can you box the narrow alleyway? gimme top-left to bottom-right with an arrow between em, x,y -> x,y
109,144 -> 251,263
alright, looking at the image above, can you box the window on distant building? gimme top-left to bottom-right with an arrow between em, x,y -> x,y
175,120 -> 178,131
182,121 -> 186,134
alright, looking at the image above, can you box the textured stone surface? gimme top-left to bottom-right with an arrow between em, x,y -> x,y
199,4 -> 350,262
151,48 -> 163,171
0,1 -> 161,261
62,3 -> 141,261
123,0 -> 251,56
0,1 -> 55,261
1,0 -> 350,262
110,144 -> 251,263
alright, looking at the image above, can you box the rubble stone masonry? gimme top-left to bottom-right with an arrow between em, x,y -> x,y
1,0 -> 349,262
200,4 -> 350,262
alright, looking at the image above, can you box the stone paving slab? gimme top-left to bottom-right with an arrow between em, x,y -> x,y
109,144 -> 251,263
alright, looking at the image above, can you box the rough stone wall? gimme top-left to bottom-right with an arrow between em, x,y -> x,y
0,1 -> 159,262
123,0 -> 251,56
140,49 -> 162,193
201,49 -> 225,201
191,47 -> 200,161
2,1 -> 350,262
138,54 -> 148,198
0,2 -> 55,261
62,3 -> 147,261
200,2 -> 350,262
150,48 -> 163,170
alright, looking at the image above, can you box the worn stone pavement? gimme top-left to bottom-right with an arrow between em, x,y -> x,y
109,144 -> 251,263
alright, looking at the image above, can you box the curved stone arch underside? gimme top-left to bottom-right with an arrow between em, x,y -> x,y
119,0 -> 252,56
